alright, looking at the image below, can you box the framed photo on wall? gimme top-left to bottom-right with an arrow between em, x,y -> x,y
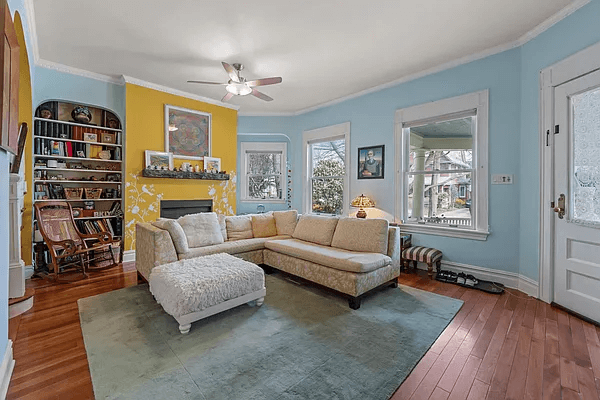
164,104 -> 211,160
145,150 -> 173,169
358,145 -> 384,179
203,156 -> 221,172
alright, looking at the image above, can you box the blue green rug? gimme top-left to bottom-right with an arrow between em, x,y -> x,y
78,274 -> 462,400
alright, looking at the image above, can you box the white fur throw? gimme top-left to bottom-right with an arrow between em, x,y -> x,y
149,253 -> 265,318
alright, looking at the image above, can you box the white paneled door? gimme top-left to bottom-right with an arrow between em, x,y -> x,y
553,69 -> 600,322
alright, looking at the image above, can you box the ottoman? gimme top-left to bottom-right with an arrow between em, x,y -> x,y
149,253 -> 266,334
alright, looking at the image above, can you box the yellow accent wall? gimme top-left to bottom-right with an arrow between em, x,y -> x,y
124,83 -> 237,250
15,11 -> 33,265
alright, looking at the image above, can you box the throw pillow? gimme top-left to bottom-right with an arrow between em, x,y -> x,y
225,215 -> 253,241
252,214 -> 277,238
177,212 -> 224,248
331,217 -> 389,254
151,219 -> 189,254
273,210 -> 298,236
217,214 -> 228,241
292,214 -> 339,246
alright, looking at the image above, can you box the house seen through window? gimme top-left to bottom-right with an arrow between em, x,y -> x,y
407,116 -> 474,227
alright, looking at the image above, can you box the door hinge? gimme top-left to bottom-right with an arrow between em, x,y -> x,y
554,125 -> 560,134
546,130 -> 550,146
551,201 -> 555,208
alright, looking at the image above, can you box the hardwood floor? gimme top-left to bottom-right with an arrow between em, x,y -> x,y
6,266 -> 600,399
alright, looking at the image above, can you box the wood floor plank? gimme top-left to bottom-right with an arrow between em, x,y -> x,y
504,324 -> 533,400
428,387 -> 450,400
470,292 -> 510,359
545,319 -> 560,356
560,356 -> 580,392
576,364 -> 599,400
466,379 -> 489,400
570,314 -> 594,368
542,351 -> 561,400
447,355 -> 482,400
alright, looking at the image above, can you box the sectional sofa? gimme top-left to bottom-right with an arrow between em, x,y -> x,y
136,210 -> 401,309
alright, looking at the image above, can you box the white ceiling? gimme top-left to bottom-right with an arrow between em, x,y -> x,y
33,0 -> 576,114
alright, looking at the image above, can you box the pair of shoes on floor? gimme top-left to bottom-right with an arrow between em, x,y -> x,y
436,270 -> 458,283
457,273 -> 479,287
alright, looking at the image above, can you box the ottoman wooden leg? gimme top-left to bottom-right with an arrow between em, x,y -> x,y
349,296 -> 361,310
427,263 -> 433,278
179,323 -> 191,335
256,297 -> 264,306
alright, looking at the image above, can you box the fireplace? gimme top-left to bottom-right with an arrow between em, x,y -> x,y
160,199 -> 213,219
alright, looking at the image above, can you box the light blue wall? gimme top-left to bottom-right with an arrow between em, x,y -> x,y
0,151 -> 9,353
239,0 -> 600,282
34,67 -> 125,122
518,0 -> 600,280
240,49 -> 523,273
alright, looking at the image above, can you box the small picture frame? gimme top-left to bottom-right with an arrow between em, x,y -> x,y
203,156 -> 221,172
358,145 -> 385,179
101,132 -> 116,144
145,150 -> 173,170
83,132 -> 98,142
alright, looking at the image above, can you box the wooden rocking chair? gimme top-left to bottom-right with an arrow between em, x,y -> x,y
34,201 -> 120,281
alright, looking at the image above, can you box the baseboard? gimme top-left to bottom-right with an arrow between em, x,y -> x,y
0,340 -> 15,399
412,260 -> 539,298
123,250 -> 136,263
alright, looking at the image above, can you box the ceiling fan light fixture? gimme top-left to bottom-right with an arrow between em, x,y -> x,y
226,83 -> 252,96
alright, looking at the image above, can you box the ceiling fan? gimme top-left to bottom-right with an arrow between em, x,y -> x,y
188,62 -> 282,102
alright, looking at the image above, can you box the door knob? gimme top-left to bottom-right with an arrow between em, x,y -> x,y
553,193 -> 565,219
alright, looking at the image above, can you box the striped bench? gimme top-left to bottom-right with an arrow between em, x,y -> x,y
402,246 -> 443,278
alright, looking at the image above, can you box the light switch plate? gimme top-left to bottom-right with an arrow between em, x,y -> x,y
492,174 -> 514,184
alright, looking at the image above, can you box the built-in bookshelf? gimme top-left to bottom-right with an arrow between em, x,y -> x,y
32,101 -> 125,273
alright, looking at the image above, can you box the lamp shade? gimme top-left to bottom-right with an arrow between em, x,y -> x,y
351,194 -> 375,208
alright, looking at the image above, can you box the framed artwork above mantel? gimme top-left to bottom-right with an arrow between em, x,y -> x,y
164,104 -> 211,160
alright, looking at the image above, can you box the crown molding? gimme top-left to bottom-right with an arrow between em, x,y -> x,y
36,59 -> 124,85
241,0 -> 591,117
517,0 -> 590,45
238,111 -> 295,117
23,0 -> 39,64
122,76 -> 240,111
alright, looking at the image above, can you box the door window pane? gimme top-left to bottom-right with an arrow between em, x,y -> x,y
571,87 -> 600,225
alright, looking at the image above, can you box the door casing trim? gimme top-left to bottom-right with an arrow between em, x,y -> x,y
539,40 -> 600,303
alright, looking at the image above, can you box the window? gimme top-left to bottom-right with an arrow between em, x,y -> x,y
395,91 -> 489,240
240,142 -> 287,202
303,123 -> 350,215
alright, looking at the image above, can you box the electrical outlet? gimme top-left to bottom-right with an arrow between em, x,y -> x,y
492,174 -> 514,185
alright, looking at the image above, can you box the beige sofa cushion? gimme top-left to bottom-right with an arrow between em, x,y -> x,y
273,210 -> 298,236
217,214 -> 228,241
292,215 -> 339,246
179,235 -> 291,260
331,218 -> 389,254
226,215 -> 253,240
151,219 -> 189,254
265,238 -> 391,273
252,213 -> 277,238
177,212 -> 224,248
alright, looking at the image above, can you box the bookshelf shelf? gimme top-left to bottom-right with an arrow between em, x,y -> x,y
33,134 -> 122,148
35,180 -> 121,185
32,101 -> 125,272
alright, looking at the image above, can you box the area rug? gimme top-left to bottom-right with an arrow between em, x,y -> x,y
78,274 -> 463,400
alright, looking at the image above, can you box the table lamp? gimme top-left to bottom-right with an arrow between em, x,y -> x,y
351,194 -> 375,218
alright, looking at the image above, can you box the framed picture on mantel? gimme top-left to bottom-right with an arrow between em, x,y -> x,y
164,104 -> 211,160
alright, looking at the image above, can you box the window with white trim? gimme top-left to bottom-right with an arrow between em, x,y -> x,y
303,123 -> 350,215
395,91 -> 489,240
240,142 -> 286,202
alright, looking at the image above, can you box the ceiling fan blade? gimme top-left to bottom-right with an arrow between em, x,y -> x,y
187,80 -> 227,85
251,89 -> 273,102
221,92 -> 234,102
246,77 -> 282,87
222,62 -> 240,83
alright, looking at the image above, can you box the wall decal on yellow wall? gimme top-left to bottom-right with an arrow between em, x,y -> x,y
208,171 -> 237,215
125,173 -> 164,250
